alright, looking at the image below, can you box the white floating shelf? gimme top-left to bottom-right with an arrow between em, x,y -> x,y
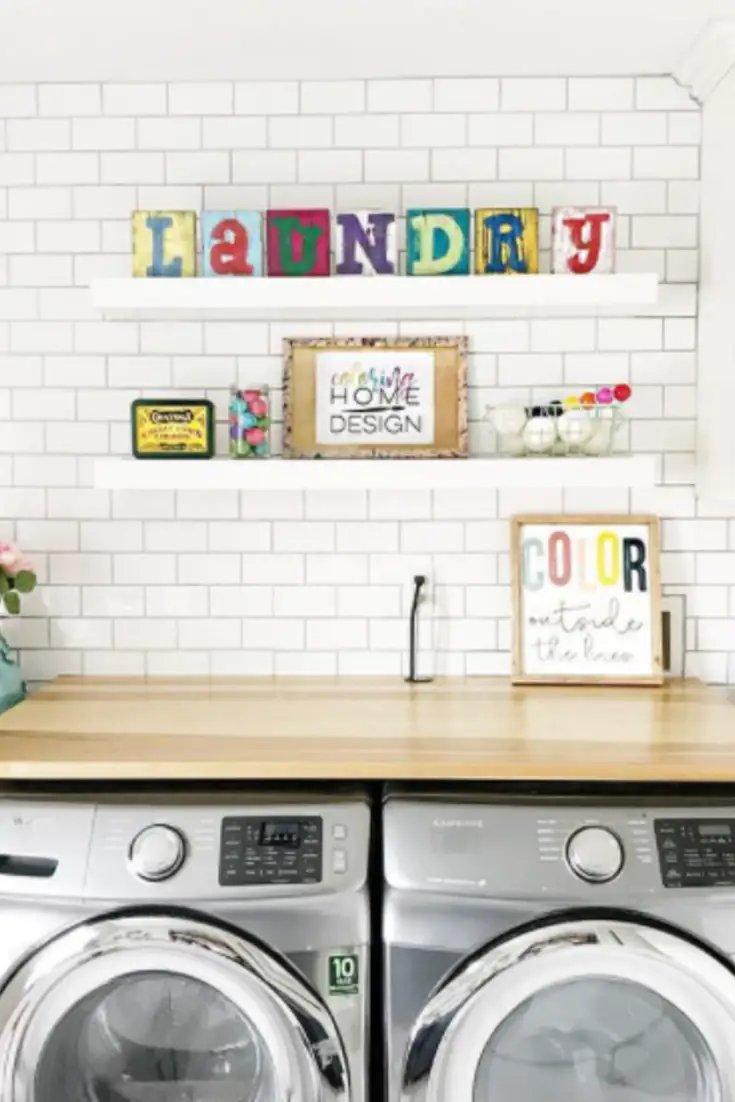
90,274 -> 659,321
93,456 -> 658,492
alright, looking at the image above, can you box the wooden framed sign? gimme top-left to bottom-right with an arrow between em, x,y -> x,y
283,337 -> 468,458
511,515 -> 663,686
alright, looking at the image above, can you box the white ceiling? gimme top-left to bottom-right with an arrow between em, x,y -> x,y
1,0 -> 734,82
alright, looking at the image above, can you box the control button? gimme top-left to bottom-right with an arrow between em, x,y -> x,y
332,824 -> 348,840
332,848 -> 347,874
566,826 -> 624,883
129,825 -> 186,882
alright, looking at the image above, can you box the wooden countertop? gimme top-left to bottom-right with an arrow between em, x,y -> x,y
0,676 -> 732,781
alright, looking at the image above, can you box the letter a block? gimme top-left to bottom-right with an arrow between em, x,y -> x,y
475,209 -> 539,275
407,209 -> 470,276
335,211 -> 396,275
266,209 -> 330,277
201,211 -> 262,277
132,211 -> 197,278
552,207 -> 616,274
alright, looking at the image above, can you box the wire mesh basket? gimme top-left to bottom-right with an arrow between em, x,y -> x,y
486,387 -> 631,458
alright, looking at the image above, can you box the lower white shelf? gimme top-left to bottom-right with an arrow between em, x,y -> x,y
93,455 -> 658,492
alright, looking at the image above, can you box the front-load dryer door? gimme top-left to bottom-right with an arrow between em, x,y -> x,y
401,911 -> 735,1102
0,908 -> 348,1102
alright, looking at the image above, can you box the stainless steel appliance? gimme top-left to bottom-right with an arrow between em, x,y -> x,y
384,790 -> 735,1102
0,789 -> 370,1102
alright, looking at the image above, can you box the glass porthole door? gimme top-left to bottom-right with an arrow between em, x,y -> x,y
0,910 -> 349,1102
401,916 -> 735,1102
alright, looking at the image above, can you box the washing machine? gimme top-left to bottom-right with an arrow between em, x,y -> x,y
384,789 -> 735,1102
0,788 -> 370,1102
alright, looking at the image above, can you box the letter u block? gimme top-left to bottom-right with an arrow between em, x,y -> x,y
475,208 -> 539,275
266,209 -> 331,276
406,209 -> 470,276
132,211 -> 197,278
201,211 -> 263,277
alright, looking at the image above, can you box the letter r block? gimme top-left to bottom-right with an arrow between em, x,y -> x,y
475,208 -> 539,275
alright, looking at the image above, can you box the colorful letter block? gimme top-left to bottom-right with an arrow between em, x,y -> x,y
132,211 -> 197,278
201,211 -> 262,277
552,206 -> 616,274
475,208 -> 539,275
407,209 -> 470,276
335,211 -> 397,275
266,209 -> 330,277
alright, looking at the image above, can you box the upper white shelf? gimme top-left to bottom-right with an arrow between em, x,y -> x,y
90,274 -> 659,321
93,455 -> 658,492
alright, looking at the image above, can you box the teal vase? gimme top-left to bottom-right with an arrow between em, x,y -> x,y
0,635 -> 26,714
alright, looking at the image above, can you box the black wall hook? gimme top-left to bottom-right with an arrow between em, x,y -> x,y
405,574 -> 433,684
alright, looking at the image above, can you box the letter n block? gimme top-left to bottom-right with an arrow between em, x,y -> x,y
201,211 -> 262,277
132,211 -> 197,278
406,209 -> 470,275
552,206 -> 616,274
475,208 -> 539,275
335,211 -> 396,275
266,209 -> 330,277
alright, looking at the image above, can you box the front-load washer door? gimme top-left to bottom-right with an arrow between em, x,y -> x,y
0,908 -> 348,1102
401,911 -> 735,1102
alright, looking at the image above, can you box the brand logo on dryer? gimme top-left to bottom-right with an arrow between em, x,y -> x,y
432,818 -> 484,829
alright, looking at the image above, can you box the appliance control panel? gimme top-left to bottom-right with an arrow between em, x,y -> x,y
219,816 -> 323,886
655,818 -> 735,888
384,798 -> 735,899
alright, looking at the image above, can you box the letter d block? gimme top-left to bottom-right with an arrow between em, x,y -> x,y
132,211 -> 197,278
475,209 -> 539,275
266,209 -> 331,277
406,209 -> 470,276
201,211 -> 263,277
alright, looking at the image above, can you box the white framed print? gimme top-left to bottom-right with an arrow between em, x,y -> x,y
511,514 -> 663,686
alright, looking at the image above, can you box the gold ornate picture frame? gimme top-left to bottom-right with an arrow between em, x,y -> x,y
283,336 -> 468,459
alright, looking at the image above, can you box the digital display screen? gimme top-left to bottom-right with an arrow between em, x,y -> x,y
260,821 -> 301,847
698,824 -> 732,837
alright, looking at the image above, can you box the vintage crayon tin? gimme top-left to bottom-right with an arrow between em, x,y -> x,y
131,398 -> 215,459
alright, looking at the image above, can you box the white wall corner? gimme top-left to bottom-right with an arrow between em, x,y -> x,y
691,28 -> 735,502
674,18 -> 735,104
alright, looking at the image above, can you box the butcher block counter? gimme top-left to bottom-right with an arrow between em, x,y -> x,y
0,676 -> 732,781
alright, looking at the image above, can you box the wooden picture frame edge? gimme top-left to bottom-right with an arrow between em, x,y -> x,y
282,335 -> 469,459
510,513 -> 664,687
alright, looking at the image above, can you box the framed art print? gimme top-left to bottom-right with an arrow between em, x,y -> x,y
283,337 -> 468,458
511,514 -> 663,686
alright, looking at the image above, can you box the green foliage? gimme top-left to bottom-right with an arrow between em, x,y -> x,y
3,591 -> 20,615
13,571 -> 36,594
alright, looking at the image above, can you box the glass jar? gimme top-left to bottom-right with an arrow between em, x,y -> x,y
229,385 -> 270,458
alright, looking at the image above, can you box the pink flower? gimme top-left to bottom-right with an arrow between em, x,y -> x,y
0,543 -> 32,578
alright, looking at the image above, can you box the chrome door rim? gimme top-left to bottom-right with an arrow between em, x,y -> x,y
0,910 -> 349,1102
401,918 -> 735,1102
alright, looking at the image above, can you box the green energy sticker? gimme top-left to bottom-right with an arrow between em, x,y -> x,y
328,953 -> 359,996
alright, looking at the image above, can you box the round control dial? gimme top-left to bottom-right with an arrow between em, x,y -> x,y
567,826 -> 624,883
129,825 -> 186,882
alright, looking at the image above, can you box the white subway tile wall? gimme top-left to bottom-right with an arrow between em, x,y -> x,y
0,75 -> 728,680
